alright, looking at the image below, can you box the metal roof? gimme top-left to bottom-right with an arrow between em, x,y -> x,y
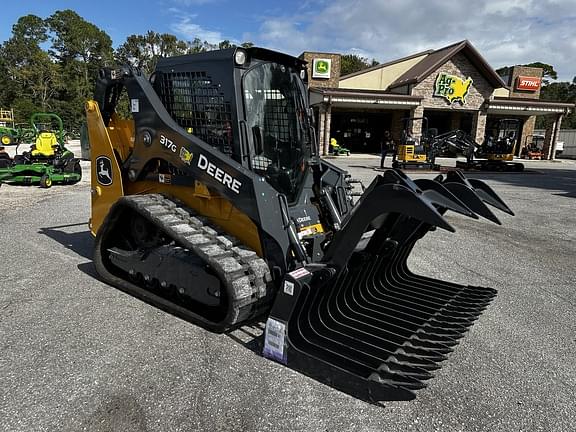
388,40 -> 507,90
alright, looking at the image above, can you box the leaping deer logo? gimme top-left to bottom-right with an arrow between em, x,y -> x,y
96,156 -> 113,185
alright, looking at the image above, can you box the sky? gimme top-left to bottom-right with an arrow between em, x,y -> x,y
1,0 -> 575,81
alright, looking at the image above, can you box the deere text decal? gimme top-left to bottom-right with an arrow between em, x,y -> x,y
433,73 -> 473,104
312,58 -> 331,79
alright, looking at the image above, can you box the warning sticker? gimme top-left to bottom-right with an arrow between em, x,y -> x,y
130,98 -> 139,113
288,267 -> 310,280
263,318 -> 287,364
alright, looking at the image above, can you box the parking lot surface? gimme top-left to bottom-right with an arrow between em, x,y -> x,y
1,154 -> 575,431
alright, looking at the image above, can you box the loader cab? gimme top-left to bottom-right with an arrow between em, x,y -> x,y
241,52 -> 313,202
154,47 -> 314,204
484,118 -> 520,161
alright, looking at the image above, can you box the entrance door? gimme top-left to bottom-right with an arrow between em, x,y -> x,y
331,111 -> 393,153
424,110 -> 475,135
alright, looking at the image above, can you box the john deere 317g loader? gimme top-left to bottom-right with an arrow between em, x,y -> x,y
86,47 -> 513,402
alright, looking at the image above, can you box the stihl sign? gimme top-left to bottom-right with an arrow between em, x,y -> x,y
516,76 -> 541,91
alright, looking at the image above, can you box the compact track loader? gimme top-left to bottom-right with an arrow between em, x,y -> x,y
87,47 -> 514,402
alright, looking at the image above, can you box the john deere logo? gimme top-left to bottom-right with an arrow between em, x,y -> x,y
433,73 -> 473,104
312,58 -> 331,79
315,61 -> 329,73
96,156 -> 113,186
179,146 -> 193,165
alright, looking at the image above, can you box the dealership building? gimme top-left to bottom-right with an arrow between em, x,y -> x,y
300,40 -> 574,158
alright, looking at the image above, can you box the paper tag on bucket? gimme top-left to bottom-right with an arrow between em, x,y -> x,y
263,318 -> 287,364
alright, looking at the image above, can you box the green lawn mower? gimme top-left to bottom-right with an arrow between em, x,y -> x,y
0,113 -> 82,188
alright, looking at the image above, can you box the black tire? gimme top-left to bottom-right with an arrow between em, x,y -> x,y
40,174 -> 52,188
67,160 -> 82,184
13,154 -> 26,165
0,134 -> 13,146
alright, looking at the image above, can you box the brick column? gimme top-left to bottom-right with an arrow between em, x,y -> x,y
390,110 -> 406,142
520,116 -> 536,156
410,106 -> 424,137
543,114 -> 563,160
472,110 -> 487,144
324,103 -> 332,155
318,105 -> 327,155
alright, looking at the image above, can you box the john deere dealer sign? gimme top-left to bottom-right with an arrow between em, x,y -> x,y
433,72 -> 473,104
312,58 -> 331,79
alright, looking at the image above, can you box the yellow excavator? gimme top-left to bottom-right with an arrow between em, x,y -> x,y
86,47 -> 514,402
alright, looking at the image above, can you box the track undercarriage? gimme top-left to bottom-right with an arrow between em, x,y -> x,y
94,194 -> 271,332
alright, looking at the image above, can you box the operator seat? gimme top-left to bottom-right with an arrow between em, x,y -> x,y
31,131 -> 58,158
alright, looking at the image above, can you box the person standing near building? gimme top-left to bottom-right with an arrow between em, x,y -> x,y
380,130 -> 394,168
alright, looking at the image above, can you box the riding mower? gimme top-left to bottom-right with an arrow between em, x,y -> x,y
0,113 -> 82,188
329,137 -> 351,156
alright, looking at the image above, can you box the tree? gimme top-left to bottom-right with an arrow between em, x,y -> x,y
496,62 -> 558,85
117,33 -> 256,74
46,10 -> 113,129
46,10 -> 113,97
218,40 -> 234,50
494,62 -> 574,129
0,10 -> 256,131
0,15 -> 63,120
537,79 -> 576,129
116,31 -> 190,75
340,54 -> 379,77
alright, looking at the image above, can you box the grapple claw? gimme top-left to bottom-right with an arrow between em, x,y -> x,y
264,169 -> 514,402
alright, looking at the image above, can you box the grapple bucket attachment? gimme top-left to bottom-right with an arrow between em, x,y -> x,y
264,170 -> 512,402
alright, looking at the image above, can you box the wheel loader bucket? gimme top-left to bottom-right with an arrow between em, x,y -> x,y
264,169 -> 513,402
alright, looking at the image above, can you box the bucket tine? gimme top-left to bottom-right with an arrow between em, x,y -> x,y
413,178 -> 477,218
283,271 -> 437,397
468,179 -> 514,215
442,182 -> 501,224
442,170 -> 514,216
392,236 -> 497,302
327,265 -> 462,349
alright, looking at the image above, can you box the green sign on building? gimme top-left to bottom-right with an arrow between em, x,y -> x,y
312,58 -> 331,79
433,72 -> 473,104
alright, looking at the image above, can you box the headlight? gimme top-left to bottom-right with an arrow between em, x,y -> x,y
234,49 -> 247,66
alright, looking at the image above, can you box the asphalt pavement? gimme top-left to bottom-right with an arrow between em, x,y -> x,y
1,154 -> 575,431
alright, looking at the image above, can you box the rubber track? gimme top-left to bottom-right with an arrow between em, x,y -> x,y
100,193 -> 272,330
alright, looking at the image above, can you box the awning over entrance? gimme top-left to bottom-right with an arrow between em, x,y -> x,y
310,88 -> 422,110
485,97 -> 573,116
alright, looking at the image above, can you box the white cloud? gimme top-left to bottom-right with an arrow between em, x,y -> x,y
170,16 -> 226,44
252,0 -> 576,81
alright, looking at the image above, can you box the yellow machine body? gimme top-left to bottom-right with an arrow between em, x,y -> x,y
397,144 -> 427,163
85,100 -> 263,256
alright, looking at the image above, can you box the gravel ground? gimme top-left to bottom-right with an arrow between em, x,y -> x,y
1,153 -> 575,432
